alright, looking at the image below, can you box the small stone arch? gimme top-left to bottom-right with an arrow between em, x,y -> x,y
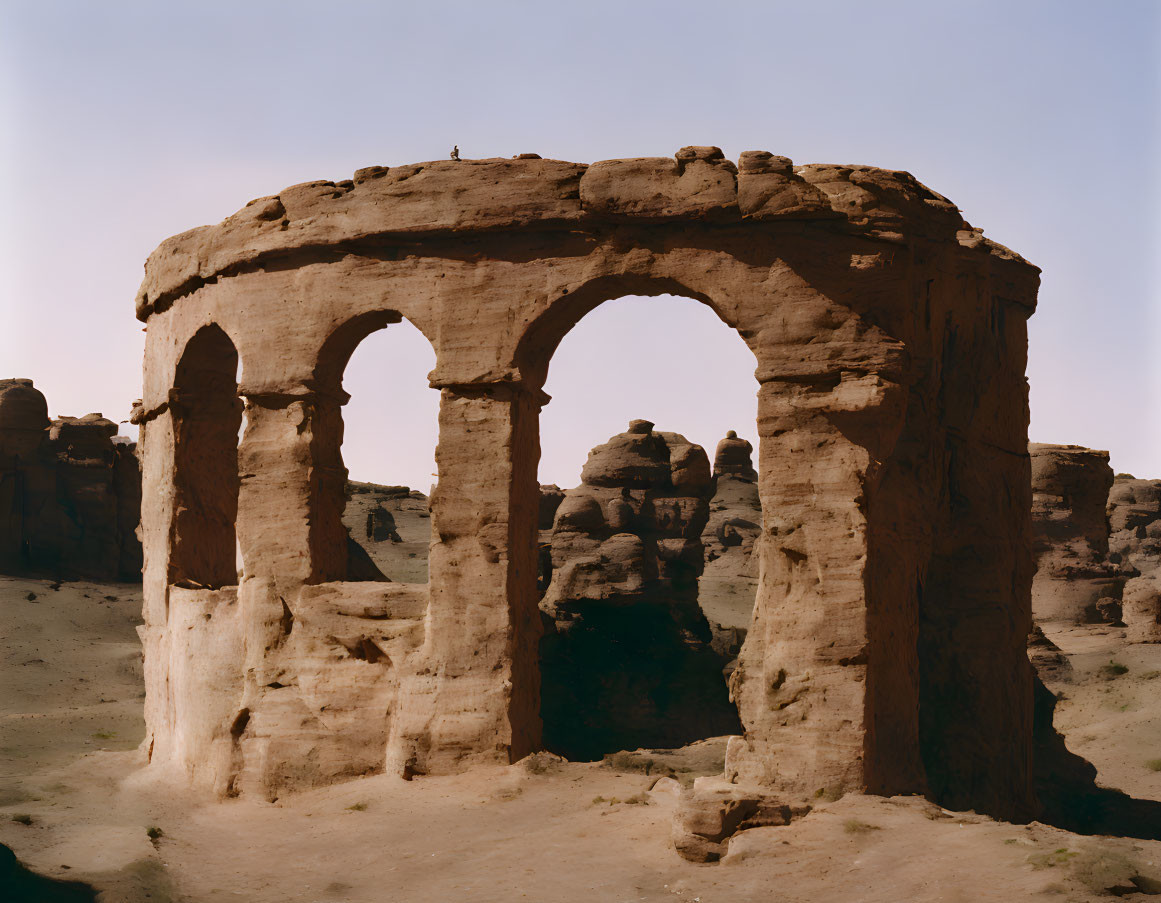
306,309 -> 437,582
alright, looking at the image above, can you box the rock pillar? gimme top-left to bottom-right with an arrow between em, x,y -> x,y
386,382 -> 543,774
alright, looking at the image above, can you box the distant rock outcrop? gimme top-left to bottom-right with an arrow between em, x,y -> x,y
341,481 -> 431,583
1030,443 -> 1119,625
699,431 -> 761,641
0,379 -> 141,581
1030,442 -> 1160,642
538,420 -> 741,759
1107,475 -> 1161,642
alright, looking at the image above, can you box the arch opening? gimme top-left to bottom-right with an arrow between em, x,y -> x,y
170,324 -> 242,589
531,293 -> 760,761
312,313 -> 438,584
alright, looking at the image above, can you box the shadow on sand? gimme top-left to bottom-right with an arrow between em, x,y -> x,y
1,843 -> 97,902
1033,676 -> 1161,841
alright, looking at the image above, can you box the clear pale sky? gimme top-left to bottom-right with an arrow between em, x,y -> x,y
2,0 -> 1158,489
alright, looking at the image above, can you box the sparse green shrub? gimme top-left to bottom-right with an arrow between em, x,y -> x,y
1101,661 -> 1129,678
1145,758 -> 1161,772
146,825 -> 163,841
346,802 -> 367,811
1028,848 -> 1077,869
843,819 -> 880,834
11,813 -> 32,825
92,730 -> 116,740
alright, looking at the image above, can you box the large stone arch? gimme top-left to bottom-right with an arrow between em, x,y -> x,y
133,147 -> 1040,823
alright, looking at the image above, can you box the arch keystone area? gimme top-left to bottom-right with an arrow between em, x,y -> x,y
135,148 -> 1041,848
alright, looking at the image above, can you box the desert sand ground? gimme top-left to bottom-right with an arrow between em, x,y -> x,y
2,574 -> 1160,902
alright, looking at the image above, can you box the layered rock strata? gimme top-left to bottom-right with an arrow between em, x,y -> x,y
1107,475 -> 1161,642
538,421 -> 740,759
0,379 -> 141,581
1029,443 -> 1161,642
134,146 -> 1040,829
341,482 -> 430,583
1029,444 -> 1119,625
699,432 -> 761,648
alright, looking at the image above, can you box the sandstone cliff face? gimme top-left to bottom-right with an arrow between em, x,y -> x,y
135,147 -> 1039,824
538,421 -> 740,759
1029,443 -> 1161,642
1030,444 -> 1119,625
0,379 -> 141,581
341,482 -> 430,583
699,432 -> 761,640
1108,476 -> 1161,642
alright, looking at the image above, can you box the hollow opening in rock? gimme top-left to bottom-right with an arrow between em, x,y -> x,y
319,314 -> 438,584
533,294 -> 760,760
169,323 -> 241,589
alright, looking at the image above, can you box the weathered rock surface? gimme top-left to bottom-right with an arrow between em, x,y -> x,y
341,481 -> 430,583
1108,475 -> 1161,642
0,379 -> 141,581
671,775 -> 809,862
1029,443 -> 1161,642
1030,444 -> 1118,625
699,432 -> 761,645
538,422 -> 741,759
136,147 -> 1040,827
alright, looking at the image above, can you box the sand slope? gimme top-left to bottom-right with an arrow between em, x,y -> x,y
2,574 -> 1160,902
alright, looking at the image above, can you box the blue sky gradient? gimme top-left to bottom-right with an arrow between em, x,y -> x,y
2,0 -> 1157,486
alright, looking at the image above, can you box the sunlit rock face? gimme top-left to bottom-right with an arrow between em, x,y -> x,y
1108,475 -> 1161,643
538,421 -> 740,759
134,146 -> 1040,825
1029,444 -> 1118,626
0,378 -> 141,581
1028,443 -> 1161,643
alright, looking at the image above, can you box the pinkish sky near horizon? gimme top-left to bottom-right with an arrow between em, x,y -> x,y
2,0 -> 1158,489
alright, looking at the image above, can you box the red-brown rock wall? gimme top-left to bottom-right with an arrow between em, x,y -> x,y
0,378 -> 141,581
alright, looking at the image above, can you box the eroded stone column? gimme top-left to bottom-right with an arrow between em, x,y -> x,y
727,367 -> 914,799
386,382 -> 542,774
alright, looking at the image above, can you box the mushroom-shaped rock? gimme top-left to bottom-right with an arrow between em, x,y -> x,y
539,421 -> 739,759
580,422 -> 672,488
713,431 -> 757,482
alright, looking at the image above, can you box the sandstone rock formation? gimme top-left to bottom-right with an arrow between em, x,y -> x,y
538,421 -> 740,759
1030,444 -> 1119,625
1029,443 -> 1161,642
0,379 -> 141,581
341,482 -> 430,583
1108,475 -> 1161,642
699,432 -> 761,644
134,147 -> 1040,833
